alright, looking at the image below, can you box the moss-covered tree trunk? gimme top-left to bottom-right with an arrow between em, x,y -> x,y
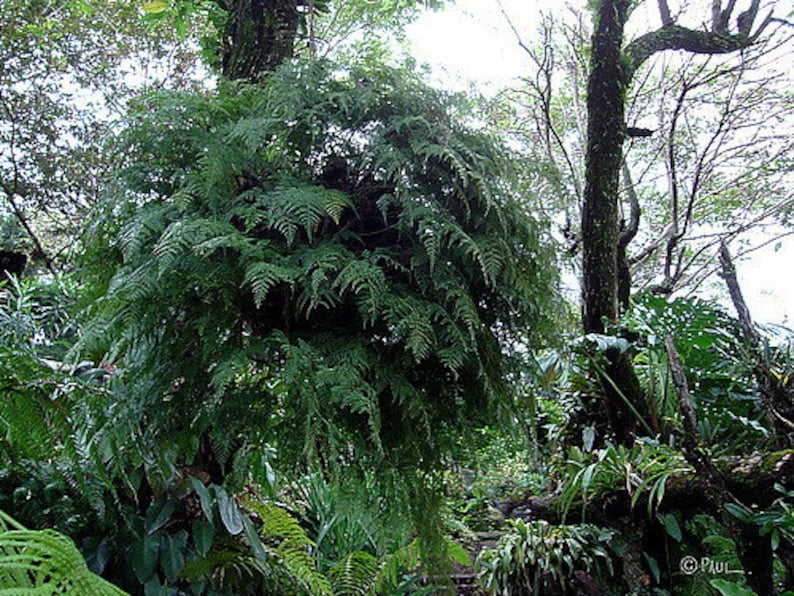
582,1 -> 628,337
580,0 -> 773,445
220,0 -> 300,82
581,0 -> 649,444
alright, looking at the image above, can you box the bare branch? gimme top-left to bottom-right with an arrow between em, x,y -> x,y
736,0 -> 759,37
711,0 -> 721,31
618,162 -> 640,248
657,0 -> 672,26
718,242 -> 758,340
717,0 -> 738,33
719,242 -> 794,437
495,0 -> 535,57
665,336 -> 748,505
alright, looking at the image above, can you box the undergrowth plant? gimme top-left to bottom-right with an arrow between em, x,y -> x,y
0,275 -> 115,531
475,519 -> 616,595
560,440 -> 691,519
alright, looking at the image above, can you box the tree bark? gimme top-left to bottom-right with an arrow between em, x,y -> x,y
582,0 -> 630,336
220,0 -> 300,82
580,0 -> 777,444
581,0 -> 649,443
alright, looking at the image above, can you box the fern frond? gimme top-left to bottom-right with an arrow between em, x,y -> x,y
0,512 -> 128,595
244,501 -> 334,596
328,551 -> 379,596
244,261 -> 299,308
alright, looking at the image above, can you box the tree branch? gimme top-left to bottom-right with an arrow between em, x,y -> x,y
719,242 -> 794,440
657,0 -> 672,26
0,90 -> 56,273
716,0 -> 738,33
626,25 -> 758,75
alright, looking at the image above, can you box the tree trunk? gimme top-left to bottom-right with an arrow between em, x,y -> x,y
580,0 -> 772,444
581,0 -> 649,443
220,0 -> 300,82
581,0 -> 629,336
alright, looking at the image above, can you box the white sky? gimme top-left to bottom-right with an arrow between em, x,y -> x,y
405,0 -> 793,326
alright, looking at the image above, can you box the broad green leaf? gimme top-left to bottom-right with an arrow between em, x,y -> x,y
160,531 -> 187,581
659,513 -> 681,542
643,552 -> 660,583
190,477 -> 215,524
724,503 -> 752,522
131,535 -> 160,583
215,488 -> 244,536
710,578 -> 757,596
146,498 -> 176,534
142,1 -> 168,14
243,517 -> 266,560
192,520 -> 214,557
143,575 -> 163,596
771,529 -> 780,551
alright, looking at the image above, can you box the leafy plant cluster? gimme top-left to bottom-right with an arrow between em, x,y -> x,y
464,295 -> 793,595
475,519 -> 617,595
559,440 -> 691,518
0,51 -> 560,593
625,295 -> 770,453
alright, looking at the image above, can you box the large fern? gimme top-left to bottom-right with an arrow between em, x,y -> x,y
80,56 -> 558,576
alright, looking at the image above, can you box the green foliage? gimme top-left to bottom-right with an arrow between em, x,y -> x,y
726,484 -> 794,552
144,0 -> 447,69
0,275 -> 114,524
626,296 -> 771,453
445,430 -> 547,531
0,509 -> 128,595
710,579 -> 757,596
328,551 -> 380,595
83,56 -> 556,487
176,477 -> 453,595
0,0 -> 202,258
475,519 -> 616,595
0,216 -> 29,252
244,499 -> 333,595
118,479 -> 333,595
677,514 -> 746,596
560,440 -> 690,518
